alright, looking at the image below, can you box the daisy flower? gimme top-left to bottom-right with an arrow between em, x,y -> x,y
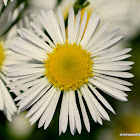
2,0 -> 13,6
0,0 -> 26,121
9,7 -> 133,135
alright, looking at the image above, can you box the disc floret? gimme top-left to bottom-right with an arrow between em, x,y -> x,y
44,41 -> 93,91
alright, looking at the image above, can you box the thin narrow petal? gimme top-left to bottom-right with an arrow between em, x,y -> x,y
0,88 -> 4,110
72,10 -> 81,43
80,87 -> 97,122
84,85 -> 110,121
30,22 -> 55,47
93,76 -> 131,92
68,90 -> 75,135
89,78 -> 128,101
58,7 -> 66,42
94,70 -> 134,78
30,87 -> 56,126
94,73 -> 133,86
77,91 -> 90,132
44,91 -> 60,129
87,23 -> 109,49
72,91 -> 82,134
88,83 -> 115,114
81,13 -> 100,48
77,11 -> 87,44
68,8 -> 75,44
93,48 -> 132,61
88,29 -> 120,52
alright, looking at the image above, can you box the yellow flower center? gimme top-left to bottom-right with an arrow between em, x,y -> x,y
44,41 -> 93,91
0,41 -> 4,69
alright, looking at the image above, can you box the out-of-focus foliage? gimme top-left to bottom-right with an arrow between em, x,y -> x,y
0,0 -> 28,36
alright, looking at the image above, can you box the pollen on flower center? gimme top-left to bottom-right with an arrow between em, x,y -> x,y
44,41 -> 93,91
0,41 -> 4,69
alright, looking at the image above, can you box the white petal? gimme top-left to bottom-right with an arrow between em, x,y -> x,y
58,7 -> 66,42
89,78 -> 128,101
18,82 -> 47,110
93,64 -> 131,71
8,73 -> 43,88
88,29 -> 120,52
81,13 -> 100,48
7,68 -> 44,78
94,70 -> 134,78
44,10 -> 62,44
59,93 -> 66,135
0,79 -> 17,112
94,48 -> 132,61
94,55 -> 132,63
15,78 -> 45,102
68,90 -> 75,135
93,76 -> 131,92
72,91 -> 81,134
21,84 -> 52,113
44,91 -> 60,129
59,92 -> 69,135
80,87 -> 97,122
94,73 -> 133,86
84,85 -> 110,121
88,83 -> 115,114
10,46 -> 43,61
77,11 -> 87,44
12,37 -> 47,59
24,87 -> 50,117
30,87 -> 56,125
30,22 -> 55,47
14,78 -> 46,101
7,63 -> 44,69
48,10 -> 64,44
39,14 -> 58,44
94,61 -> 134,66
68,7 -> 75,44
18,28 -> 53,52
87,22 -> 109,49
91,35 -> 123,57
0,88 -> 4,110
72,10 -> 81,43
77,90 -> 90,132
81,87 -> 103,124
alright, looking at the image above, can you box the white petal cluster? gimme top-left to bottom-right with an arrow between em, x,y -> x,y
0,0 -> 26,121
9,7 -> 133,134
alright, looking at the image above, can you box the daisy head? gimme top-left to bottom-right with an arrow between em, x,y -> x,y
9,7 -> 134,135
0,0 -> 26,121
0,40 -> 17,121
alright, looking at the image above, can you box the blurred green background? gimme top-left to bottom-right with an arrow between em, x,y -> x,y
0,0 -> 140,140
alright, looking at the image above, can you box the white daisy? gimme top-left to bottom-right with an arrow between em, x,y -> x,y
2,0 -> 13,6
9,7 -> 134,135
0,0 -> 26,121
